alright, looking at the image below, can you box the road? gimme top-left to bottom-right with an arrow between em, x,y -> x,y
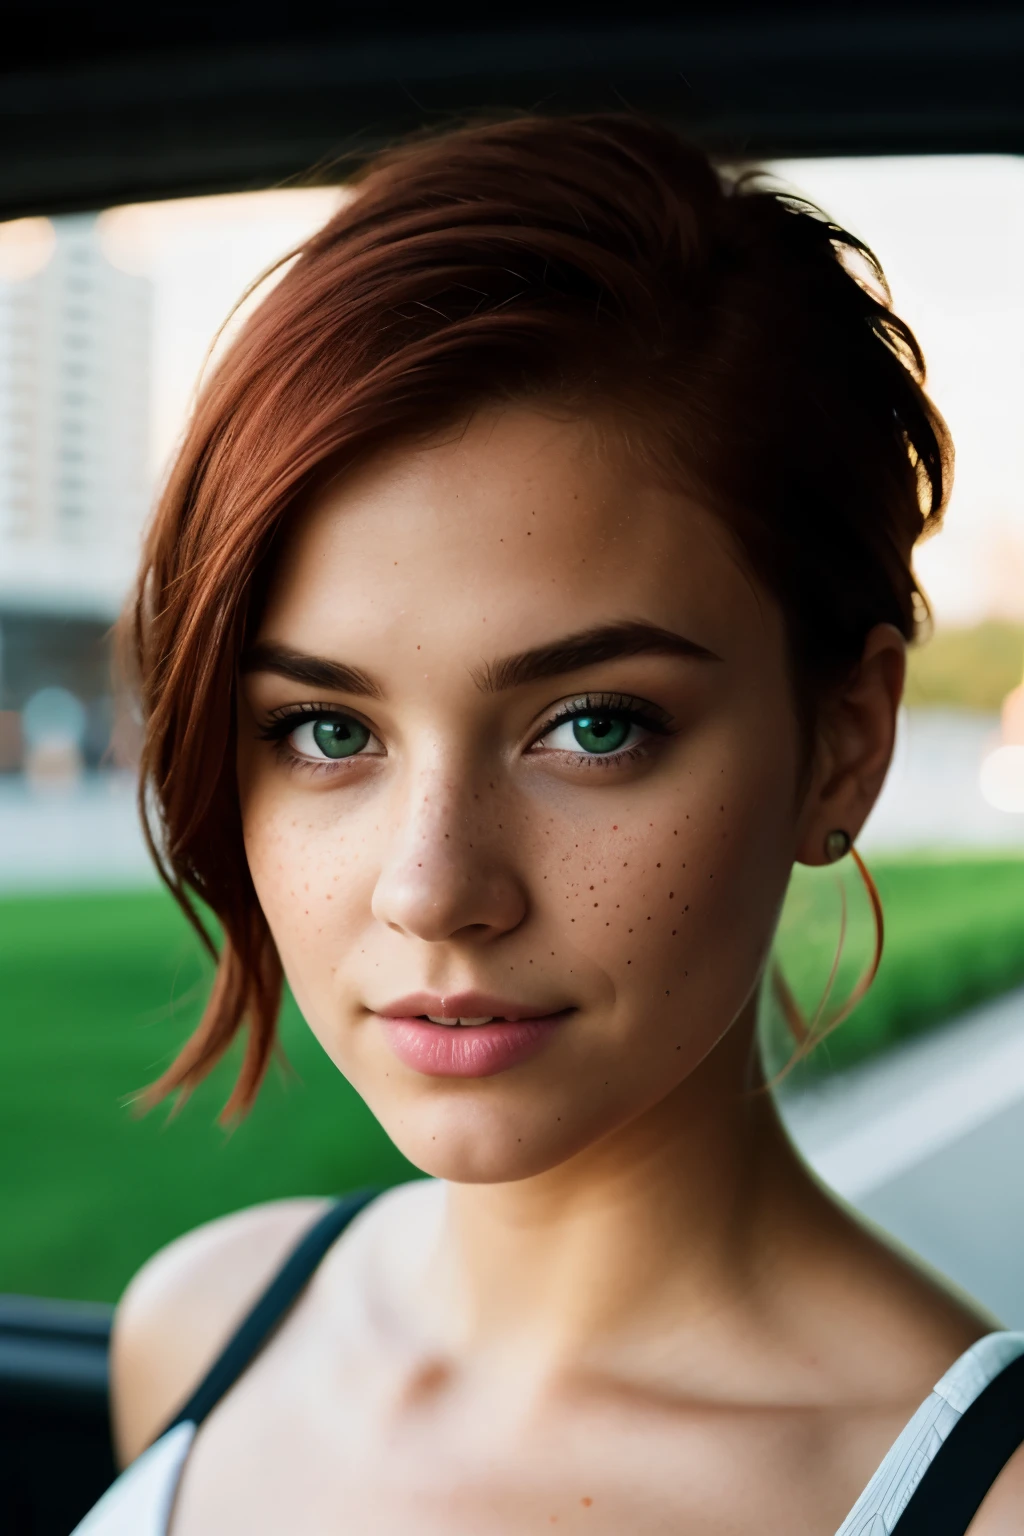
779,985 -> 1024,1327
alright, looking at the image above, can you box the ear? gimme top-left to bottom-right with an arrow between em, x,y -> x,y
796,623 -> 906,867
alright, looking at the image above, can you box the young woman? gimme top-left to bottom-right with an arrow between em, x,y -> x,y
76,115 -> 1023,1534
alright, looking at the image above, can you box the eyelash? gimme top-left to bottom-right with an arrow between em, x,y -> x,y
257,693 -> 674,773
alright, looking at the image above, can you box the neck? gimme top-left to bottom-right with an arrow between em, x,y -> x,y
420,999 -> 822,1367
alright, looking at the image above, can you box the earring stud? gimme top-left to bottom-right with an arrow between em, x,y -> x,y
825,828 -> 852,863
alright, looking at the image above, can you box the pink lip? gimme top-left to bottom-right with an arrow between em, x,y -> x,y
374,993 -> 573,1078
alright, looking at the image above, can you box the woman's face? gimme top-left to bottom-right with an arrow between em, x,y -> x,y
238,406 -> 806,1181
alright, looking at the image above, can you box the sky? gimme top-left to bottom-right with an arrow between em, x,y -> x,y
94,156 -> 1024,630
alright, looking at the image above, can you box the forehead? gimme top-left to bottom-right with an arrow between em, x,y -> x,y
259,407 -> 778,663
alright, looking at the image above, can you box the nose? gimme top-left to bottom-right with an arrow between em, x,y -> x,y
371,768 -> 528,944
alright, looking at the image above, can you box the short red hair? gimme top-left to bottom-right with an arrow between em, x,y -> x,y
123,113 -> 950,1116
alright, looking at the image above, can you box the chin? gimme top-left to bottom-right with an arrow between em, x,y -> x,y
373,1091 -> 602,1185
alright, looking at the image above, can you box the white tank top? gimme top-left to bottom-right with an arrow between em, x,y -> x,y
72,1330 -> 1024,1535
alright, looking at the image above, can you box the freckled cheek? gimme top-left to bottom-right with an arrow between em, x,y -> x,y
542,778 -> 791,1010
241,795 -> 372,970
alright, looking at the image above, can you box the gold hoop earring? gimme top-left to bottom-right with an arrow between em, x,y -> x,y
769,840 -> 885,1070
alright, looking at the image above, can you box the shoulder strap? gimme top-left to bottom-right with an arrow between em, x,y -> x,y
892,1350 -> 1024,1534
159,1188 -> 377,1440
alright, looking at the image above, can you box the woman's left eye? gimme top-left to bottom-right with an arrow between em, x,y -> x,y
539,712 -> 646,757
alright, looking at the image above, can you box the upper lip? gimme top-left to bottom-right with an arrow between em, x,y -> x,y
373,992 -> 571,1022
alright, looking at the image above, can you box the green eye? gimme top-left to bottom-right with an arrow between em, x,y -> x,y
571,714 -> 631,754
309,717 -> 371,759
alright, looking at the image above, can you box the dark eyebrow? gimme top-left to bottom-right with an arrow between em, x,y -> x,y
240,641 -> 382,699
241,622 -> 718,702
476,621 -> 721,693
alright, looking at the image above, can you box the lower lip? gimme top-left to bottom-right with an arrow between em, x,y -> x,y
378,1014 -> 570,1078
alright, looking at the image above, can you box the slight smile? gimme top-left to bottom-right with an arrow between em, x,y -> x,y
373,993 -> 575,1078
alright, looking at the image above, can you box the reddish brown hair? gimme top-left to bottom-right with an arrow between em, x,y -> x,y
124,113 -> 950,1116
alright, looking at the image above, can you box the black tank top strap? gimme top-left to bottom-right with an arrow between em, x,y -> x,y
891,1349 -> 1024,1535
159,1188 -> 378,1440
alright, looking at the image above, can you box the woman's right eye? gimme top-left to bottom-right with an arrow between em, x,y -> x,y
287,715 -> 379,762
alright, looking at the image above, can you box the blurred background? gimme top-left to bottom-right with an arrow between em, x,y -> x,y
3,7 -> 1024,1334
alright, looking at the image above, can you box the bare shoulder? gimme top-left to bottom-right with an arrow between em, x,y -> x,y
968,1441 -> 1024,1533
109,1196 -> 332,1468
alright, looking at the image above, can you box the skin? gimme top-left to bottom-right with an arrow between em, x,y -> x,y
111,406 -> 1021,1533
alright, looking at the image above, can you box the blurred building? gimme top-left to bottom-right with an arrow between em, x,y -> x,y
0,214 -> 152,768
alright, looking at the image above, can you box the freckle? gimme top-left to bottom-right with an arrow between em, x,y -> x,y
581,1497 -> 593,1507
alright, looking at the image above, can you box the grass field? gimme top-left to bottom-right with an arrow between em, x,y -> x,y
766,853 -> 1024,1079
4,856 -> 1024,1303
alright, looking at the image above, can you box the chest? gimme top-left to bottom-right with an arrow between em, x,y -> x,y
166,1347 -> 898,1536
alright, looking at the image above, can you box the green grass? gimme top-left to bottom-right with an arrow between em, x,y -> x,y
765,853 -> 1024,1081
0,891 -> 418,1303
4,858 -> 1024,1302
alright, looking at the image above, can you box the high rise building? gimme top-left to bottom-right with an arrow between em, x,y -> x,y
0,213 -> 153,762
0,213 -> 152,619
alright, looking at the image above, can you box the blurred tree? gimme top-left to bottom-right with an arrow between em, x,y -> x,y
904,620 -> 1024,713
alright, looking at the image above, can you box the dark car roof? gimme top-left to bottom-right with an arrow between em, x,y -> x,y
3,2 -> 1023,217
